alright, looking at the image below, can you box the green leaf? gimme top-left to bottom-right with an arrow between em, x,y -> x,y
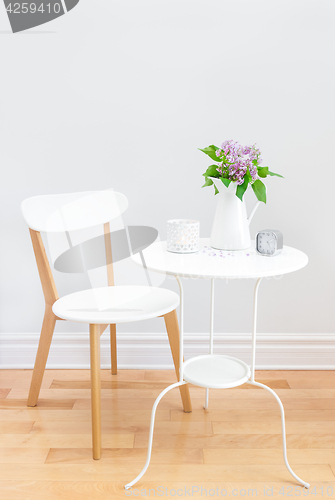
199,145 -> 219,153
257,166 -> 284,178
268,170 -> 284,178
251,179 -> 267,203
220,177 -> 231,188
245,168 -> 252,182
199,145 -> 221,162
236,177 -> 249,201
202,177 -> 214,188
202,165 -> 220,178
257,166 -> 269,178
214,184 -> 219,195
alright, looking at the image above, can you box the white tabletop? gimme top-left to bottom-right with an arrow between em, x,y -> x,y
133,238 -> 308,279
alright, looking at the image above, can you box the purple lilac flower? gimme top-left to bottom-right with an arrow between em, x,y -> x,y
215,140 -> 262,185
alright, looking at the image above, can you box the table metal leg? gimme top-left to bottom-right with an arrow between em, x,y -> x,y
251,277 -> 262,381
204,278 -> 215,410
124,276 -> 186,490
248,278 -> 310,489
176,276 -> 184,383
125,380 -> 187,490
247,379 -> 309,488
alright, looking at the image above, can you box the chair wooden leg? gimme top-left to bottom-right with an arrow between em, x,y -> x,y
164,310 -> 192,413
27,305 -> 57,407
110,324 -> 117,375
90,324 -> 101,460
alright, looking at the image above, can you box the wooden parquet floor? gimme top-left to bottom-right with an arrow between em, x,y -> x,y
0,369 -> 335,499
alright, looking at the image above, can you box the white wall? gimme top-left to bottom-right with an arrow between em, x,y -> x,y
0,0 -> 334,344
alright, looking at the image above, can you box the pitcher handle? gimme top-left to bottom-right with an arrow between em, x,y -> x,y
248,200 -> 261,225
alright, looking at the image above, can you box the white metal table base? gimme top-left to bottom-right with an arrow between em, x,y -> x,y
125,277 -> 310,490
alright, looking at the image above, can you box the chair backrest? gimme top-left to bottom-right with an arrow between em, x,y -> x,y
21,190 -> 128,232
21,189 -> 129,306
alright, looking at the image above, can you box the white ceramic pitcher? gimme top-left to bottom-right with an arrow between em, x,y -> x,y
210,180 -> 261,250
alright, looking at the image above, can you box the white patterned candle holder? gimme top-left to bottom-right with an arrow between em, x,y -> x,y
167,219 -> 200,253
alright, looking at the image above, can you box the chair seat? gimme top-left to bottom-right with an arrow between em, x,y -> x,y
52,286 -> 180,324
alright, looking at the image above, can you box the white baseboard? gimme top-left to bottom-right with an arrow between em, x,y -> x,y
0,332 -> 335,370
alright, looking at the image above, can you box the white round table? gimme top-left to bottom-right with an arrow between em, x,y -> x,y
134,237 -> 308,394
126,238 -> 310,490
134,238 -> 308,279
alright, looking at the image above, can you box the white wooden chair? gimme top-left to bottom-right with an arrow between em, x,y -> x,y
21,189 -> 192,459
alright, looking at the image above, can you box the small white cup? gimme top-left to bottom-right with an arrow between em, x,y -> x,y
167,219 -> 200,253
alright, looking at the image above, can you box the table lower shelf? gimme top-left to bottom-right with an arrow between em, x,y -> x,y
183,354 -> 251,389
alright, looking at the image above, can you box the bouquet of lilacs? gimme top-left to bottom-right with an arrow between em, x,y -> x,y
200,140 -> 282,203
